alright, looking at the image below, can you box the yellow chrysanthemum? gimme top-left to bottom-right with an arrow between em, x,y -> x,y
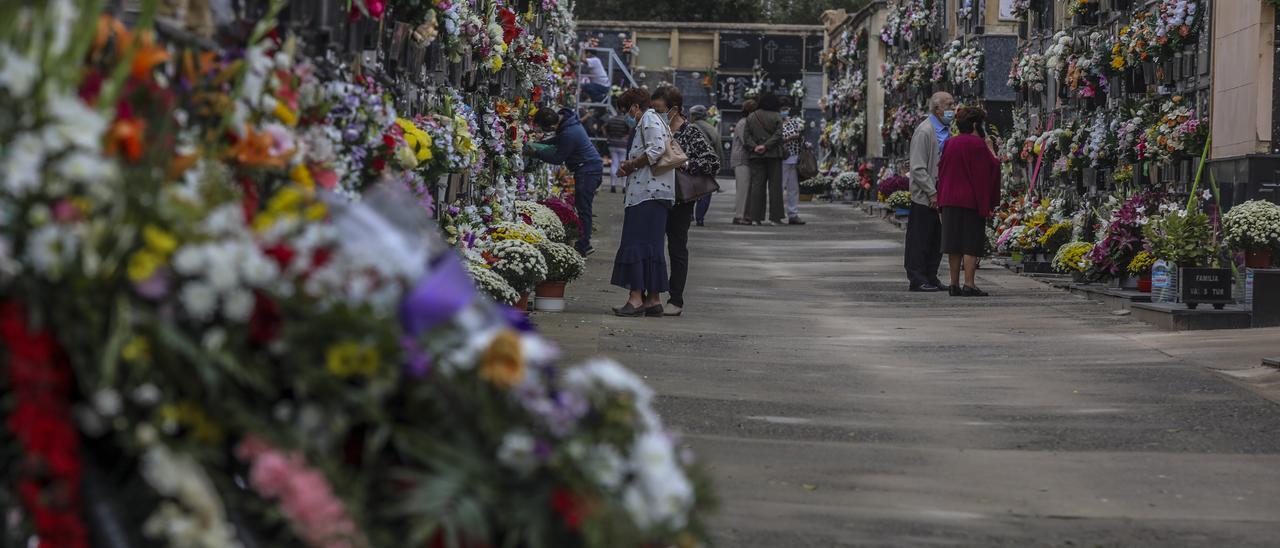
142,225 -> 178,256
127,250 -> 164,282
326,341 -> 381,378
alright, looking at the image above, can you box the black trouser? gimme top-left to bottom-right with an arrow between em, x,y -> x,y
666,200 -> 696,307
904,201 -> 943,288
747,158 -> 784,222
574,170 -> 602,252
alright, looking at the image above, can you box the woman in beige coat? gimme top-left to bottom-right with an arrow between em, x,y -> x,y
730,100 -> 757,225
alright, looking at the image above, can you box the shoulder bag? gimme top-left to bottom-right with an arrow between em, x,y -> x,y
675,169 -> 719,204
641,112 -> 688,177
797,143 -> 819,181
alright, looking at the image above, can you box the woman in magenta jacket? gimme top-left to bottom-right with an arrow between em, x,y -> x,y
937,107 -> 1001,297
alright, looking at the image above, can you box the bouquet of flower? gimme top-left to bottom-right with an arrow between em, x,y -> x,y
540,241 -> 587,282
1008,47 -> 1047,92
1145,95 -> 1206,163
1045,31 -> 1073,76
1144,201 -> 1216,267
1011,0 -> 1032,18
486,239 -> 549,291
878,174 -> 911,196
1222,200 -> 1280,253
467,260 -> 522,304
886,190 -> 914,209
517,200 -> 567,243
489,221 -> 547,245
1153,0 -> 1201,51
802,174 -> 834,193
1054,242 -> 1095,273
1128,250 -> 1157,274
942,40 -> 984,86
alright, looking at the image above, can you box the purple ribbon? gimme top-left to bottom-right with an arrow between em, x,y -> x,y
399,253 -> 476,338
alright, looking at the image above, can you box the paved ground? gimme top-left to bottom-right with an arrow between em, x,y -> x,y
535,183 -> 1280,547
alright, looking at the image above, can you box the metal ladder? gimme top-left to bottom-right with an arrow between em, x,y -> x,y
576,45 -> 637,117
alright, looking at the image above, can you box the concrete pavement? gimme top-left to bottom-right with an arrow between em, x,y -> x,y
535,183 -> 1280,547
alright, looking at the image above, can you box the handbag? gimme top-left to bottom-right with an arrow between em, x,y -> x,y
797,144 -> 819,181
642,113 -> 688,176
675,169 -> 720,203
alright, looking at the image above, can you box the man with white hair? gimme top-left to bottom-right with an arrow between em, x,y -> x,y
904,91 -> 955,292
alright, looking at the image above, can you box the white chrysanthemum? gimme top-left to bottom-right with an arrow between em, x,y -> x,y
3,132 -> 46,194
180,282 -> 218,321
0,46 -> 37,97
222,289 -> 255,322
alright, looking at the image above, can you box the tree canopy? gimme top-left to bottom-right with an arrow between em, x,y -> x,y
573,0 -> 868,25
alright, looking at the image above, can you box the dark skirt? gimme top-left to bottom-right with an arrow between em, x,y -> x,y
941,206 -> 987,256
612,200 -> 671,293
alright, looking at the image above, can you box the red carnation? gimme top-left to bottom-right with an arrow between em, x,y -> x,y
249,292 -> 283,344
499,8 -> 520,45
550,489 -> 586,530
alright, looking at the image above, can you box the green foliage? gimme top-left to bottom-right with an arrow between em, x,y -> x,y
1143,203 -> 1216,267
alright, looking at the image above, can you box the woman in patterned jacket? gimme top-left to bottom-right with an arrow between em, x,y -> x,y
650,85 -> 721,317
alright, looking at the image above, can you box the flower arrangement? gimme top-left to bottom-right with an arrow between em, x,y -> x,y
1086,190 -> 1167,276
802,174 -> 834,193
942,40 -> 983,86
1011,0 -> 1032,19
486,239 -> 549,291
489,221 -> 548,245
886,190 -> 914,209
0,4 -> 714,547
1008,47 -> 1047,92
1153,0 -> 1201,50
1128,250 -> 1157,274
540,241 -> 587,282
1045,31 -> 1074,76
1066,0 -> 1096,16
1222,200 -> 1280,253
538,197 -> 583,244
1144,95 -> 1206,163
518,200 -> 567,243
1053,242 -> 1095,273
878,174 -> 910,196
1038,221 -> 1074,255
1143,201 -> 1216,267
831,171 -> 860,194
467,261 -> 522,304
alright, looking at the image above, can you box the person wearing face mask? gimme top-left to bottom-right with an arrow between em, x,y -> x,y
904,91 -> 955,293
778,96 -> 808,225
610,88 -> 676,317
530,106 -> 604,256
651,86 -> 720,317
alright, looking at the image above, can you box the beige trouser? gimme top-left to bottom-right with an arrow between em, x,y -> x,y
734,164 -> 751,219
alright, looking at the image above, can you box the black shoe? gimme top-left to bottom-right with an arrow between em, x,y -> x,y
612,303 -> 645,317
909,284 -> 941,292
695,220 -> 705,227
577,246 -> 595,258
610,187 -> 617,193
961,286 -> 989,297
949,285 -> 962,297
788,217 -> 807,225
644,304 -> 664,317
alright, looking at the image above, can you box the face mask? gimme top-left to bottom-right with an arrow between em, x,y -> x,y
942,110 -> 955,123
625,115 -> 637,129
660,110 -> 671,124
781,110 -> 791,118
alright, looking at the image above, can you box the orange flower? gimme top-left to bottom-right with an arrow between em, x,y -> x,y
229,126 -> 288,169
106,118 -> 145,162
131,33 -> 170,80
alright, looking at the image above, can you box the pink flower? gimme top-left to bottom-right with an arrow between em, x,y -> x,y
236,437 -> 367,548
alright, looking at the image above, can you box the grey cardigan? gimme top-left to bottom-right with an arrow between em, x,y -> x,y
908,117 -> 942,207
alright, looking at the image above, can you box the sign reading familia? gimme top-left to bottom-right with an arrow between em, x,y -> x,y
1179,267 -> 1233,309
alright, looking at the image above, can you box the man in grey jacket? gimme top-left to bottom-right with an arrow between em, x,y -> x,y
904,91 -> 954,292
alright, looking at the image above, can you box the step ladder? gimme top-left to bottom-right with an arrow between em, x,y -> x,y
576,45 -> 637,117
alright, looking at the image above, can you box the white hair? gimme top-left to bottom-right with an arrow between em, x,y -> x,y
929,92 -> 953,111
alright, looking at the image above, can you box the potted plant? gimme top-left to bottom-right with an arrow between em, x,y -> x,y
1127,250 -> 1156,293
1222,199 -> 1280,268
518,200 -> 567,245
886,190 -> 913,217
465,261 -> 520,306
537,197 -> 583,245
534,242 -> 586,312
1144,202 -> 1228,309
800,174 -> 832,201
486,239 -> 548,312
1053,241 -> 1094,282
834,172 -> 861,203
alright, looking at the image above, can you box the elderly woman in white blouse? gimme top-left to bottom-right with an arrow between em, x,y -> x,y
611,87 -> 676,317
